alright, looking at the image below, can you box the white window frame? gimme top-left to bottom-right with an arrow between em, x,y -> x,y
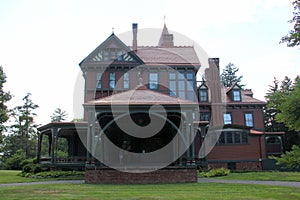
245,113 -> 254,127
109,72 -> 116,89
123,72 -> 130,89
233,90 -> 241,101
224,113 -> 232,125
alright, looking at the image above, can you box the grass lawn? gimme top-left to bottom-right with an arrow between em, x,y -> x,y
0,170 -> 83,184
216,171 -> 300,182
0,170 -> 300,199
0,182 -> 300,200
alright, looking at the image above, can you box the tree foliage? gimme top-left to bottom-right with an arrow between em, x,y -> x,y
50,108 -> 68,122
276,76 -> 300,131
264,76 -> 300,150
0,66 -> 12,142
221,63 -> 244,87
280,0 -> 300,47
275,145 -> 300,169
10,93 -> 39,159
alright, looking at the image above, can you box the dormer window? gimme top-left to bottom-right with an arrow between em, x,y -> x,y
233,90 -> 241,101
199,84 -> 208,102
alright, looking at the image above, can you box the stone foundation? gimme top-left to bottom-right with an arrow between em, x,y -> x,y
85,166 -> 197,184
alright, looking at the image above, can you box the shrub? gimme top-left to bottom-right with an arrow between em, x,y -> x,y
2,150 -> 26,170
22,164 -> 34,173
199,168 -> 230,178
34,171 -> 85,178
274,145 -> 300,169
33,165 -> 42,174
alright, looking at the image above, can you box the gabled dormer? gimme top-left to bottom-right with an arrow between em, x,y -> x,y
226,82 -> 242,102
79,33 -> 143,68
198,82 -> 209,102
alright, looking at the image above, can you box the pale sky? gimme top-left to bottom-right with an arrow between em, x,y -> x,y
0,0 -> 299,126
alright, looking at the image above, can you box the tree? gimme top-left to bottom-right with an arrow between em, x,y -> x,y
264,76 -> 300,150
50,108 -> 68,122
221,63 -> 244,87
276,76 -> 300,131
10,93 -> 39,159
280,0 -> 300,47
0,66 -> 12,142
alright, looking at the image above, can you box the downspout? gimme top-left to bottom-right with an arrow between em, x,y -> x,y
258,133 -> 263,170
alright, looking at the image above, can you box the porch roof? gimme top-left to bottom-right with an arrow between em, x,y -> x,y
84,84 -> 197,106
37,122 -> 88,132
250,129 -> 285,135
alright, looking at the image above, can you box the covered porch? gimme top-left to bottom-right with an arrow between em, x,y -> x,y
84,85 -> 199,173
37,122 -> 88,170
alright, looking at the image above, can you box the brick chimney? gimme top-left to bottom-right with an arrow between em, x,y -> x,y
205,58 -> 223,127
132,23 -> 138,51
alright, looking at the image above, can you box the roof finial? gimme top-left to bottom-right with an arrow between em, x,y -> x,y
112,27 -> 114,34
164,15 -> 166,25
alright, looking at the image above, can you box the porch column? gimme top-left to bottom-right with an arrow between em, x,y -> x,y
186,110 -> 195,162
51,127 -> 58,164
37,132 -> 43,163
86,111 -> 95,162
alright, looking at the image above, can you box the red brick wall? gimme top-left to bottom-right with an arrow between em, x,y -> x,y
207,135 -> 265,161
85,167 -> 197,184
228,108 -> 264,129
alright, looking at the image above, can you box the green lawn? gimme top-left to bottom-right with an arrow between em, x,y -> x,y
0,170 -> 83,184
0,182 -> 299,200
0,170 -> 300,199
216,171 -> 300,182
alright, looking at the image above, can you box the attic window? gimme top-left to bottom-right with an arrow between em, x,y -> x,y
199,84 -> 208,102
233,90 -> 241,101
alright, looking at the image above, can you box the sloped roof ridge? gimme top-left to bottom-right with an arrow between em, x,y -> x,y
136,45 -> 194,48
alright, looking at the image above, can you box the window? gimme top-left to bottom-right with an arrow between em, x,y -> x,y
149,73 -> 158,89
168,71 -> 195,101
123,72 -> 130,89
96,73 -> 102,89
109,72 -> 116,89
200,112 -> 210,121
199,90 -> 208,102
223,113 -> 232,125
117,51 -> 123,61
218,131 -> 248,144
169,73 -> 176,96
226,132 -> 233,144
244,113 -> 254,127
233,90 -> 241,101
178,73 -> 185,99
186,73 -> 195,101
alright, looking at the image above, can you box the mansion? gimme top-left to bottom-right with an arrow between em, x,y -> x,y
37,23 -> 284,183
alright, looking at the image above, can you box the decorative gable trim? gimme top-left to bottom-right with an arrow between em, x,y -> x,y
79,33 -> 144,66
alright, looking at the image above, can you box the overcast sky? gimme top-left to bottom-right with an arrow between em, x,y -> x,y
0,0 -> 299,125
